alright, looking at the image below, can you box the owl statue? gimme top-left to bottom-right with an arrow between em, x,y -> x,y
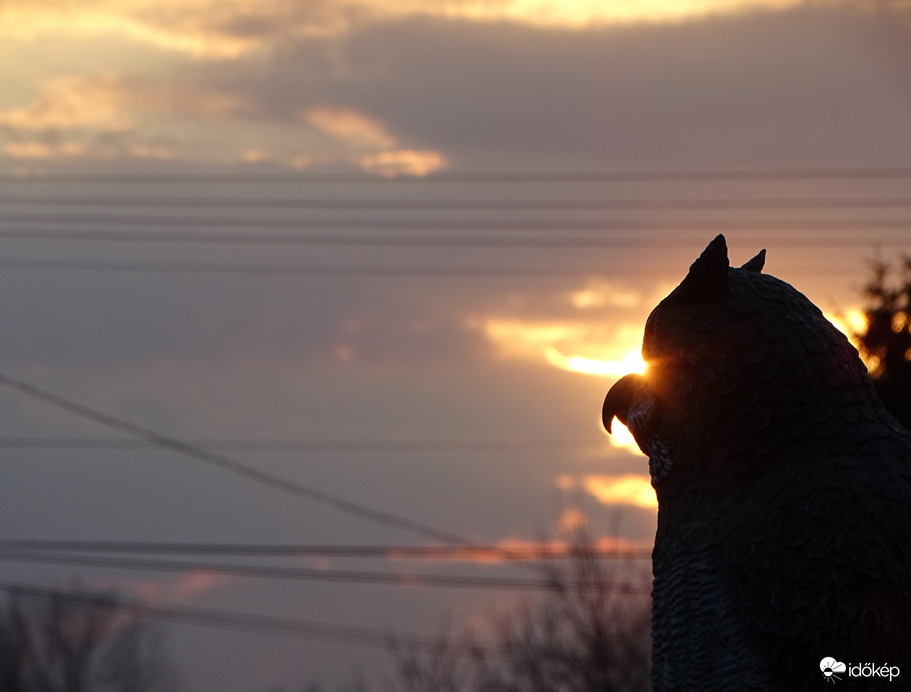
602,235 -> 911,690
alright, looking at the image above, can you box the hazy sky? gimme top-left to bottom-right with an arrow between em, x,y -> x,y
1,1 -> 910,689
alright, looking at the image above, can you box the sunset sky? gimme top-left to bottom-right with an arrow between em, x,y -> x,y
1,0 -> 911,689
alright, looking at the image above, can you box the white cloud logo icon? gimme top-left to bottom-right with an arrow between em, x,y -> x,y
821,657 -> 847,682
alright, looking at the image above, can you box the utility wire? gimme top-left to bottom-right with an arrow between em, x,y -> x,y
3,211 -> 911,231
7,196 -> 911,211
5,166 -> 911,184
5,195 -> 911,211
0,258 -> 869,277
0,373 -> 467,545
0,581 -> 487,652
0,437 -> 605,453
0,228 -> 907,248
0,551 -> 651,593
0,540 -> 652,560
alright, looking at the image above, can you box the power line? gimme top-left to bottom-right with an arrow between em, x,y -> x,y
0,259 -> 599,277
3,211 -> 911,231
0,539 -> 652,560
0,436 -> 604,453
5,166 -> 911,184
5,195 -> 911,211
0,581 -> 489,652
0,551 -> 651,593
0,228 -> 907,248
0,373 -> 467,545
0,258 -> 871,277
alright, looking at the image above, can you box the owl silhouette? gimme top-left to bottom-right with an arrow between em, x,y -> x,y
603,235 -> 911,691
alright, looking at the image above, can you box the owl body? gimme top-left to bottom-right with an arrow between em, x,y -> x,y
603,236 -> 911,690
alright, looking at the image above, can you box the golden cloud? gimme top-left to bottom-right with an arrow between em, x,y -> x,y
0,75 -> 130,131
300,107 -> 448,177
3,141 -> 82,159
4,138 -> 177,161
569,279 -> 643,310
0,73 -> 249,130
442,0 -> 805,26
478,316 -> 646,380
0,0 -> 811,63
303,107 -> 397,150
545,347 -> 646,378
0,72 -> 443,171
583,474 -> 657,509
0,74 -> 253,162
0,1 -> 297,58
237,113 -> 447,177
356,149 -> 447,177
480,318 -> 587,360
366,0 -> 810,28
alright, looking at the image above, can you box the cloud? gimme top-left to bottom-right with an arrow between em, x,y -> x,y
568,280 -> 644,310
582,474 -> 658,509
233,6 -> 911,170
475,314 -> 648,379
0,0 -> 354,58
0,0 -> 839,64
355,148 -> 447,177
303,106 -> 397,149
0,74 -> 171,160
418,0 -> 808,26
6,3 -> 911,171
0,75 -> 129,131
300,106 -> 448,175
0,69 -> 449,172
0,73 -> 255,162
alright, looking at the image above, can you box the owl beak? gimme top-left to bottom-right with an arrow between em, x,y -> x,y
602,373 -> 643,434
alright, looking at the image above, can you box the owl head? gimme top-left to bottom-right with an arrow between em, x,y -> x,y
602,235 -> 874,491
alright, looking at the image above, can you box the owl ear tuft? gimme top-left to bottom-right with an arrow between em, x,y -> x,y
741,249 -> 766,273
675,234 -> 730,301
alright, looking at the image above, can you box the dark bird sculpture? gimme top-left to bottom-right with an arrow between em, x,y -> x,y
602,235 -> 911,691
